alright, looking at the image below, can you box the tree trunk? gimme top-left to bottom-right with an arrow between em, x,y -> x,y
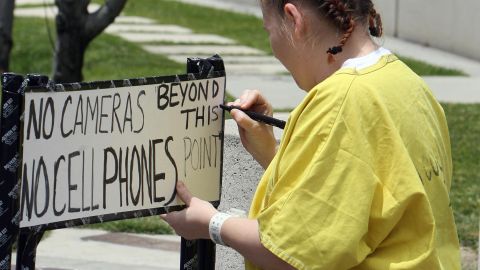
0,0 -> 15,73
53,0 -> 127,83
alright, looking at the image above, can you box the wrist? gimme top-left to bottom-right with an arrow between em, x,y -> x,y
209,212 -> 232,245
208,208 -> 247,246
258,145 -> 277,169
202,208 -> 219,239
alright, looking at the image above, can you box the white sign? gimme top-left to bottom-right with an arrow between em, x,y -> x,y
19,76 -> 225,228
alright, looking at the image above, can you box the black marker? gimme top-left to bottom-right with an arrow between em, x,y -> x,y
220,104 -> 286,130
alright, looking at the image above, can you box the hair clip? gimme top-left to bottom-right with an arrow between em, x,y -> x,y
327,46 -> 343,55
369,26 -> 379,37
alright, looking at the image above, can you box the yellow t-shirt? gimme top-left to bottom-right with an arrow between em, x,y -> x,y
246,55 -> 461,270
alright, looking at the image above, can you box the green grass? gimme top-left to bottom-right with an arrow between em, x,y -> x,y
120,0 -> 271,53
401,56 -> 466,76
83,34 -> 184,81
9,18 -> 55,76
9,17 -> 184,81
83,216 -> 173,234
443,103 -> 480,251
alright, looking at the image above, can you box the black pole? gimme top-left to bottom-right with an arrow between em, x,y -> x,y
15,74 -> 50,270
180,238 -> 217,270
197,239 -> 216,269
0,73 -> 25,270
179,55 -> 225,270
180,238 -> 199,269
15,232 -> 43,270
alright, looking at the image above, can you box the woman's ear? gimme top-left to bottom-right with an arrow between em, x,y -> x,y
283,3 -> 306,39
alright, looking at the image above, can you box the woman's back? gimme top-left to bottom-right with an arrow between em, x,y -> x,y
248,54 -> 461,270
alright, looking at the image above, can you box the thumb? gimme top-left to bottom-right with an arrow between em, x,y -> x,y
176,181 -> 193,206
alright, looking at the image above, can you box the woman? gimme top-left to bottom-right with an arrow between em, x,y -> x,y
161,0 -> 462,269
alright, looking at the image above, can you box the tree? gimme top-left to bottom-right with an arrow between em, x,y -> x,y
53,0 -> 127,83
0,0 -> 15,73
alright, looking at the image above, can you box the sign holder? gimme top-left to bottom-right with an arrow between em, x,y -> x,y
179,56 -> 225,270
0,55 -> 225,270
0,73 -> 24,270
15,74 -> 57,269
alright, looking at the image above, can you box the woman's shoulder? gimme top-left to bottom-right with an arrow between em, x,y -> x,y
288,56 -> 436,137
287,74 -> 355,137
339,56 -> 434,114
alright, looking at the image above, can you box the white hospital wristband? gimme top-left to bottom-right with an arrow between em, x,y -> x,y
209,212 -> 232,246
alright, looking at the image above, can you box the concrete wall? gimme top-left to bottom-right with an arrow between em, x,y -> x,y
216,118 -> 286,269
373,0 -> 480,61
216,134 -> 261,270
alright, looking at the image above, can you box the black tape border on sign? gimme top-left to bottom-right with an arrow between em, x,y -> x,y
18,69 -> 226,233
0,73 -> 25,270
28,70 -> 225,93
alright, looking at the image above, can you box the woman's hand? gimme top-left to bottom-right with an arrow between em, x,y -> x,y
229,90 -> 277,169
160,182 -> 218,240
162,183 -> 295,270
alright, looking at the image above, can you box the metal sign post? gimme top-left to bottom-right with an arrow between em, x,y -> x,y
180,55 -> 225,270
0,73 -> 24,270
15,74 -> 51,270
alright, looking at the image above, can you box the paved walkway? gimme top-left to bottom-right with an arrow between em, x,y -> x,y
12,229 -> 180,270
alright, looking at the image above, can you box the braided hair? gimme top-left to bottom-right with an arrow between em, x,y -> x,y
267,0 -> 383,63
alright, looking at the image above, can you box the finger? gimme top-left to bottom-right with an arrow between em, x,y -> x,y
243,91 -> 273,115
227,98 -> 242,107
230,90 -> 271,115
160,213 -> 170,224
176,181 -> 193,206
231,90 -> 256,108
238,90 -> 251,103
240,90 -> 264,110
160,210 -> 182,224
230,108 -> 256,130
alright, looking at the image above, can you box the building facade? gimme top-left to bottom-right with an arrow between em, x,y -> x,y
374,0 -> 480,61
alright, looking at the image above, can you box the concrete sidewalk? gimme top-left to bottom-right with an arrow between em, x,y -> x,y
228,75 -> 480,109
12,229 -> 180,270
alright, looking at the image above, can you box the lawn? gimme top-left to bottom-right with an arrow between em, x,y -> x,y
443,104 -> 480,251
9,17 -> 184,80
2,2 -> 477,254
